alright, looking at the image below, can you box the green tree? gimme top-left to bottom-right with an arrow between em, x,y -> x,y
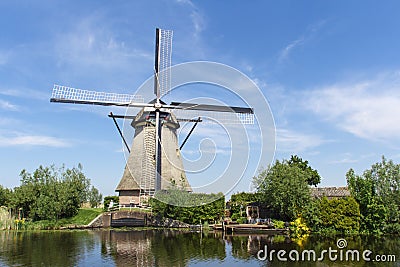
62,163 -> 91,206
88,186 -> 102,208
288,155 -> 321,186
0,185 -> 11,207
253,159 -> 315,221
347,156 -> 400,233
363,156 -> 399,223
10,164 -> 92,221
229,192 -> 263,220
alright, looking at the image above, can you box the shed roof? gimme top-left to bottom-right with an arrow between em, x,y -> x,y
115,171 -> 140,191
311,187 -> 351,199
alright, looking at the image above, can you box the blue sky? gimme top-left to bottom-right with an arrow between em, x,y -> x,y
1,1 -> 400,198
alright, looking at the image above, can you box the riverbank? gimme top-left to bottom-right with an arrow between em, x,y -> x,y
1,208 -> 103,230
2,208 -> 192,230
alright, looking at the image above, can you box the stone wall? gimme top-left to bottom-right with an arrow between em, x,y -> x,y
86,213 -> 108,228
147,214 -> 189,228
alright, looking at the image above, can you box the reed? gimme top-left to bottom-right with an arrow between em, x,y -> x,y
0,207 -> 13,230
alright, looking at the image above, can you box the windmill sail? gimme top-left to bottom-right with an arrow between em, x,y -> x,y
51,84 -> 145,107
154,28 -> 173,99
172,109 -> 254,125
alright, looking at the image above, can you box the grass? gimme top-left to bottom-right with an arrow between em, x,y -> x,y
21,208 -> 103,230
119,207 -> 152,213
6,207 -> 152,230
58,208 -> 103,226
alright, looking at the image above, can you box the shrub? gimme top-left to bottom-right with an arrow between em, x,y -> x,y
150,189 -> 225,224
317,197 -> 360,233
236,217 -> 247,224
272,219 -> 285,229
103,196 -> 119,211
290,217 -> 310,239
384,223 -> 400,234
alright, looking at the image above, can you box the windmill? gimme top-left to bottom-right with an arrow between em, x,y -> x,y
50,28 -> 254,206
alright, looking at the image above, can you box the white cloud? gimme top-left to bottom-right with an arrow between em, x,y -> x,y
0,134 -> 70,147
0,87 -> 48,100
304,71 -> 400,142
190,10 -> 205,39
279,37 -> 305,62
0,99 -> 19,111
330,157 -> 359,164
279,20 -> 327,62
54,15 -> 152,70
329,152 -> 376,164
176,0 -> 194,6
175,0 -> 205,40
276,128 -> 327,153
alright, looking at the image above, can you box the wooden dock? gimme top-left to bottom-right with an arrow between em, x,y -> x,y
213,223 -> 288,235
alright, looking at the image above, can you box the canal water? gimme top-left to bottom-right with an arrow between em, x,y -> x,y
0,229 -> 399,266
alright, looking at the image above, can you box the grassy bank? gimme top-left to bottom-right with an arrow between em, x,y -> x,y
119,207 -> 152,213
20,208 -> 103,230
58,208 -> 103,225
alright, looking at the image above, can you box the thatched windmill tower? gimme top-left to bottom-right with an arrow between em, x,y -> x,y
115,105 -> 192,205
50,28 -> 254,206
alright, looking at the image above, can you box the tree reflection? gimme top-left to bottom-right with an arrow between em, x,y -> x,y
1,230 -> 398,267
0,231 -> 96,267
100,230 -> 226,267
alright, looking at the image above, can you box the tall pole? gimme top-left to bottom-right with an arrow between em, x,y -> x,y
154,28 -> 162,192
154,28 -> 160,101
154,111 -> 162,191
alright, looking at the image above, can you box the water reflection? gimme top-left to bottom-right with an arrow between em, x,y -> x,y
0,230 -> 398,267
0,230 -> 98,267
228,234 -> 400,267
99,230 -> 226,266
99,230 -> 399,267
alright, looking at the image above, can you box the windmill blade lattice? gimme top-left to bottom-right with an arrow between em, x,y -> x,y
155,29 -> 173,98
51,84 -> 144,106
173,109 -> 254,124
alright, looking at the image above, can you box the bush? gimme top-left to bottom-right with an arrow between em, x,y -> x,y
103,196 -> 119,211
290,217 -> 310,239
230,213 -> 241,221
229,192 -> 263,220
272,219 -> 285,229
150,189 -> 225,224
236,217 -> 247,224
317,197 -> 360,233
384,223 -> 400,234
